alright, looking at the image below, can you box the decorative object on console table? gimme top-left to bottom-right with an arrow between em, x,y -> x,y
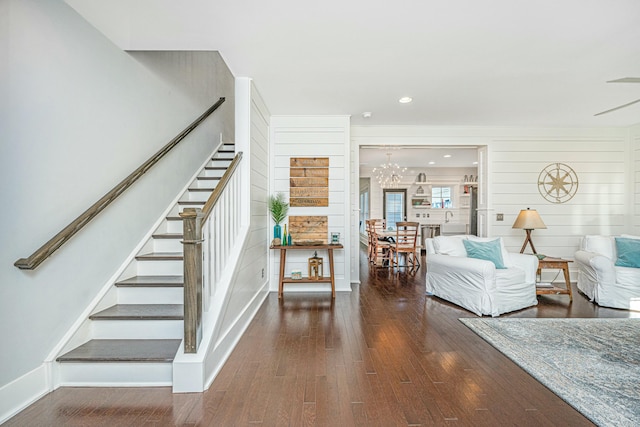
289,215 -> 328,244
289,157 -> 329,207
291,269 -> 302,280
512,207 -> 546,254
331,232 -> 340,244
268,192 -> 289,244
308,251 -> 323,280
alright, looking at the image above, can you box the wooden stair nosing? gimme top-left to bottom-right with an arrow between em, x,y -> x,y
90,304 -> 183,320
196,176 -> 221,181
115,276 -> 184,287
56,339 -> 182,363
135,252 -> 183,261
177,201 -> 205,206
151,233 -> 183,239
188,188 -> 215,192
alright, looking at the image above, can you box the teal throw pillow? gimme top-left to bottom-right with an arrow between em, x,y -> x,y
463,238 -> 506,269
614,237 -> 640,268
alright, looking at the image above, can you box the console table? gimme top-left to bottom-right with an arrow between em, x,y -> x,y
270,244 -> 343,298
536,257 -> 573,302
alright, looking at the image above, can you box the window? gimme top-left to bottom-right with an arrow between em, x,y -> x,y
383,189 -> 406,230
431,186 -> 452,209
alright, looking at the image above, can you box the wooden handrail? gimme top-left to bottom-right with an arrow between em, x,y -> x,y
14,97 -> 226,270
181,151 -> 243,353
202,152 -> 243,223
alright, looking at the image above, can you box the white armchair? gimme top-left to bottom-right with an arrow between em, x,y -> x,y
426,235 -> 538,316
575,235 -> 640,311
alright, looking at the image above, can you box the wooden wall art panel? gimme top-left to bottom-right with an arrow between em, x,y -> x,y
289,215 -> 328,244
290,157 -> 329,207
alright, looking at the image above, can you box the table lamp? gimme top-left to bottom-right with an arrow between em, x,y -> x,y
512,208 -> 546,254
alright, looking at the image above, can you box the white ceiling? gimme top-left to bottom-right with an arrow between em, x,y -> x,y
68,0 -> 640,127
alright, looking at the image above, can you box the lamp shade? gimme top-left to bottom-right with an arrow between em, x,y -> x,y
512,208 -> 547,230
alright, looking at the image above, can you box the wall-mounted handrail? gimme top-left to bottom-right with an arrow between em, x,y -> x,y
181,152 -> 243,353
14,97 -> 226,270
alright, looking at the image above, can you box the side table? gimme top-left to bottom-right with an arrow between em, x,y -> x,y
536,257 -> 573,302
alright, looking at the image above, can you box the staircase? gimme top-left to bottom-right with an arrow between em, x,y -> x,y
55,143 -> 235,386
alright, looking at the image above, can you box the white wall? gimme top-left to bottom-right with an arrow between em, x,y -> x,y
632,123 -> 640,235
353,126 -> 630,264
270,116 -> 351,293
0,0 -> 234,411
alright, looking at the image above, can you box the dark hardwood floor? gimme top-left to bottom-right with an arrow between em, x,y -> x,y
6,247 -> 634,426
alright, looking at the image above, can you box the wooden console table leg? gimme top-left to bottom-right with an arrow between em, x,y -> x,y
328,248 -> 336,298
562,263 -> 573,302
278,248 -> 286,299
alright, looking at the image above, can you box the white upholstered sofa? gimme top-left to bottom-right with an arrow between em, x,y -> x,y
575,235 -> 640,311
425,235 -> 538,316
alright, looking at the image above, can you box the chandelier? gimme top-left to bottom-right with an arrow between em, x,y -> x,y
373,152 -> 407,188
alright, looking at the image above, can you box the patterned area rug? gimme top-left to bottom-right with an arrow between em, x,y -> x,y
460,318 -> 640,427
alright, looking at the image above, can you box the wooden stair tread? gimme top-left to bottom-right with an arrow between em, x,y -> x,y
205,166 -> 228,170
90,304 -> 183,320
135,252 -> 183,261
57,339 -> 181,363
188,188 -> 215,192
115,276 -> 184,287
177,201 -> 205,205
151,233 -> 183,239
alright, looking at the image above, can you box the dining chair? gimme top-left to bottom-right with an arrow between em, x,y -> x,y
370,219 -> 391,267
390,221 -> 420,270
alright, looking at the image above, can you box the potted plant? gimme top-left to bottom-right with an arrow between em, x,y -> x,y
268,192 -> 289,242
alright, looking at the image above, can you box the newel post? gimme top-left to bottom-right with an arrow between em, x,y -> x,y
180,208 -> 203,353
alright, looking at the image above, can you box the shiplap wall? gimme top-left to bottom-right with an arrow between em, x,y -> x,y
270,116 -> 351,293
491,136 -> 628,259
352,126 -> 631,271
213,80 -> 270,340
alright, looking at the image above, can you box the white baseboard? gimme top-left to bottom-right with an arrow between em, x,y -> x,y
0,364 -> 49,424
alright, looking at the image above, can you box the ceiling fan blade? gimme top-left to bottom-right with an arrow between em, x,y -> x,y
594,98 -> 640,116
607,77 -> 640,83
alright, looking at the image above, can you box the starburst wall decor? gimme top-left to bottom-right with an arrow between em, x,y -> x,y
537,163 -> 579,204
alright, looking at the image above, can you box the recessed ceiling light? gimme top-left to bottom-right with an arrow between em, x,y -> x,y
473,161 -> 478,165
428,161 -> 435,165
362,112 -> 372,118
443,154 -> 452,158
399,97 -> 413,104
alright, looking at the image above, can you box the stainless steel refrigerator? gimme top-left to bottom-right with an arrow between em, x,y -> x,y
468,186 -> 478,236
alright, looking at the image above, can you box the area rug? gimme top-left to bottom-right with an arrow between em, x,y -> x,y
460,318 -> 640,427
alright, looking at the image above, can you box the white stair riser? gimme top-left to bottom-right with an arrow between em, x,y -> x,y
166,220 -> 183,234
91,320 -> 183,339
192,179 -> 219,190
213,152 -> 234,160
153,239 -> 183,253
117,286 -> 183,304
202,169 -> 225,178
185,191 -> 213,202
57,362 -> 173,387
137,260 -> 183,276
